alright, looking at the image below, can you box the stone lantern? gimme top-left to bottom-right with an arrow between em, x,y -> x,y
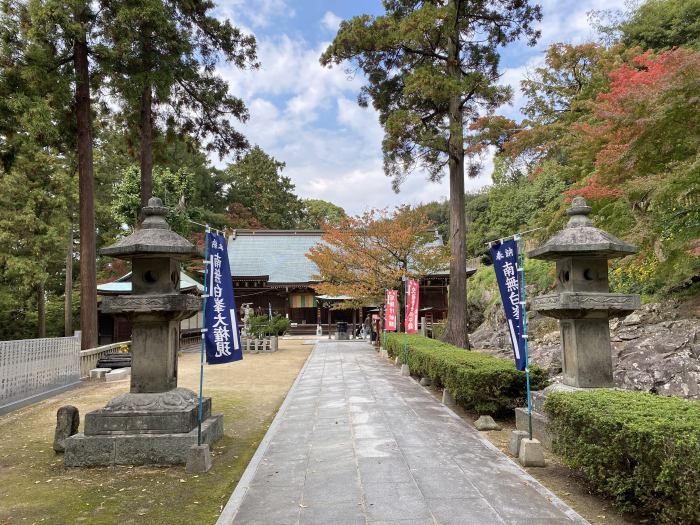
528,197 -> 640,388
64,198 -> 223,466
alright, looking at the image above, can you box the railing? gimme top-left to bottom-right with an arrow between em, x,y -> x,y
79,341 -> 131,378
180,332 -> 201,351
0,335 -> 80,412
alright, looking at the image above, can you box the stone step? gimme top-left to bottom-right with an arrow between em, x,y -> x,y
105,368 -> 130,382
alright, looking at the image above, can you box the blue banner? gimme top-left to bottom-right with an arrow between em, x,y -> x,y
204,232 -> 242,364
490,239 -> 526,371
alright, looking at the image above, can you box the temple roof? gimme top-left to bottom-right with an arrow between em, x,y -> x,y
228,230 -> 324,284
97,271 -> 204,295
226,229 -> 470,285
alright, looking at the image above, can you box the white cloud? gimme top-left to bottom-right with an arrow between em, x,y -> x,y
499,55 -> 545,120
215,0 -> 295,29
214,30 -> 493,214
321,11 -> 342,32
210,0 -> 624,215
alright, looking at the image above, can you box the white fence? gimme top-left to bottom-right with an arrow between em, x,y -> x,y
0,335 -> 81,412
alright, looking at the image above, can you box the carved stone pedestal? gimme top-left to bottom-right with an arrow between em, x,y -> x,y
65,386 -> 224,467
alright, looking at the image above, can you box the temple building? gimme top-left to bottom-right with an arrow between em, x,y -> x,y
98,228 -> 474,341
227,229 -> 468,335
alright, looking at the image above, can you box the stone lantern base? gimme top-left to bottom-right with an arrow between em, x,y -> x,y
64,388 -> 223,467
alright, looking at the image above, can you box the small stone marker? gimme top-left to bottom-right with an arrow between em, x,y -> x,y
474,415 -> 501,431
518,438 -> 546,467
105,368 -> 129,382
400,364 -> 410,376
442,389 -> 457,408
186,444 -> 212,473
89,368 -> 111,380
509,430 -> 529,456
419,377 -> 431,386
394,356 -> 400,366
53,406 -> 79,452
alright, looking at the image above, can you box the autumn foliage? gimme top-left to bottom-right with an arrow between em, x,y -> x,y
581,48 -> 700,184
306,206 -> 448,308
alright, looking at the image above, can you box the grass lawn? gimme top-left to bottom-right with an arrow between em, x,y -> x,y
0,339 -> 312,525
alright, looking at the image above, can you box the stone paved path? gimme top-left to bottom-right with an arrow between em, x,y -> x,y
218,342 -> 588,525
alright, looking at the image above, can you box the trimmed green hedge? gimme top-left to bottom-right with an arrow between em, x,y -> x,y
544,390 -> 700,524
385,333 -> 548,415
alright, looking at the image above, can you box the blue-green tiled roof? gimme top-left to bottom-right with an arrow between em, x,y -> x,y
97,271 -> 204,294
227,231 -> 323,284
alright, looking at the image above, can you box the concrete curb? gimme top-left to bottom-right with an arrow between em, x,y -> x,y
215,341 -> 317,525
0,381 -> 83,416
404,370 -> 590,525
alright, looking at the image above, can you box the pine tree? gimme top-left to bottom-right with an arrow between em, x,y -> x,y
99,0 -> 258,209
321,0 -> 541,347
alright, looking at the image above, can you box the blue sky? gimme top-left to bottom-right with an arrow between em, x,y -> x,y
214,0 -> 626,215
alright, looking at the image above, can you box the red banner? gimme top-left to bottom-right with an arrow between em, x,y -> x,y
405,279 -> 419,334
385,290 -> 398,331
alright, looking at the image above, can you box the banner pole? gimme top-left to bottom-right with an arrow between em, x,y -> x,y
197,226 -> 211,447
516,235 -> 533,440
402,277 -> 407,364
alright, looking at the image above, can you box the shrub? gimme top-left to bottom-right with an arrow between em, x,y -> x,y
247,315 -> 290,337
544,390 -> 700,524
385,333 -> 548,415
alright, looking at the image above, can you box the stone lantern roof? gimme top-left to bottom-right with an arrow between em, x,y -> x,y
100,197 -> 200,260
528,197 -> 636,260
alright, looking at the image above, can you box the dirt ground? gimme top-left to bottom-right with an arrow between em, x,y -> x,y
0,339 -> 312,525
415,378 -> 643,525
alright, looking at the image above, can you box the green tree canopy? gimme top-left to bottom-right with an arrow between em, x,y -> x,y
224,146 -> 303,229
621,0 -> 700,50
112,164 -> 195,234
297,199 -> 346,229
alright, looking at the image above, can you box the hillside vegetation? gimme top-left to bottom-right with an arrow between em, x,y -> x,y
424,0 -> 700,304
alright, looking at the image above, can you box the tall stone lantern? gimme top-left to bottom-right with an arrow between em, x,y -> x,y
529,197 -> 640,388
64,198 -> 223,466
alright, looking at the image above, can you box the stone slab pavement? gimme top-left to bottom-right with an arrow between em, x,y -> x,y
217,341 -> 588,525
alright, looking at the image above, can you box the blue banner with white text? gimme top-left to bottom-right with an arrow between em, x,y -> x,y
490,239 -> 526,371
205,232 -> 242,364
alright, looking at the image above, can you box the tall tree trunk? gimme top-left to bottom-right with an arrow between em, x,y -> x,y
140,83 -> 153,210
37,281 -> 45,338
441,3 -> 469,349
73,10 -> 97,350
64,223 -> 73,336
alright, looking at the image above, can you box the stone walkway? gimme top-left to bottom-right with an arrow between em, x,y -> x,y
218,342 -> 588,525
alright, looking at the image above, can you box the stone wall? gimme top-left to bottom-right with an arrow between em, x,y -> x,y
0,335 -> 81,411
471,299 -> 700,400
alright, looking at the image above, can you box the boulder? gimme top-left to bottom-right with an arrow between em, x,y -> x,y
474,415 -> 501,431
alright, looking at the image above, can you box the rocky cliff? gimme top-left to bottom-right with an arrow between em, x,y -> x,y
470,298 -> 700,400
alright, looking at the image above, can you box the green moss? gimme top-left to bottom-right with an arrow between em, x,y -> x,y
0,393 -> 271,524
544,390 -> 700,524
